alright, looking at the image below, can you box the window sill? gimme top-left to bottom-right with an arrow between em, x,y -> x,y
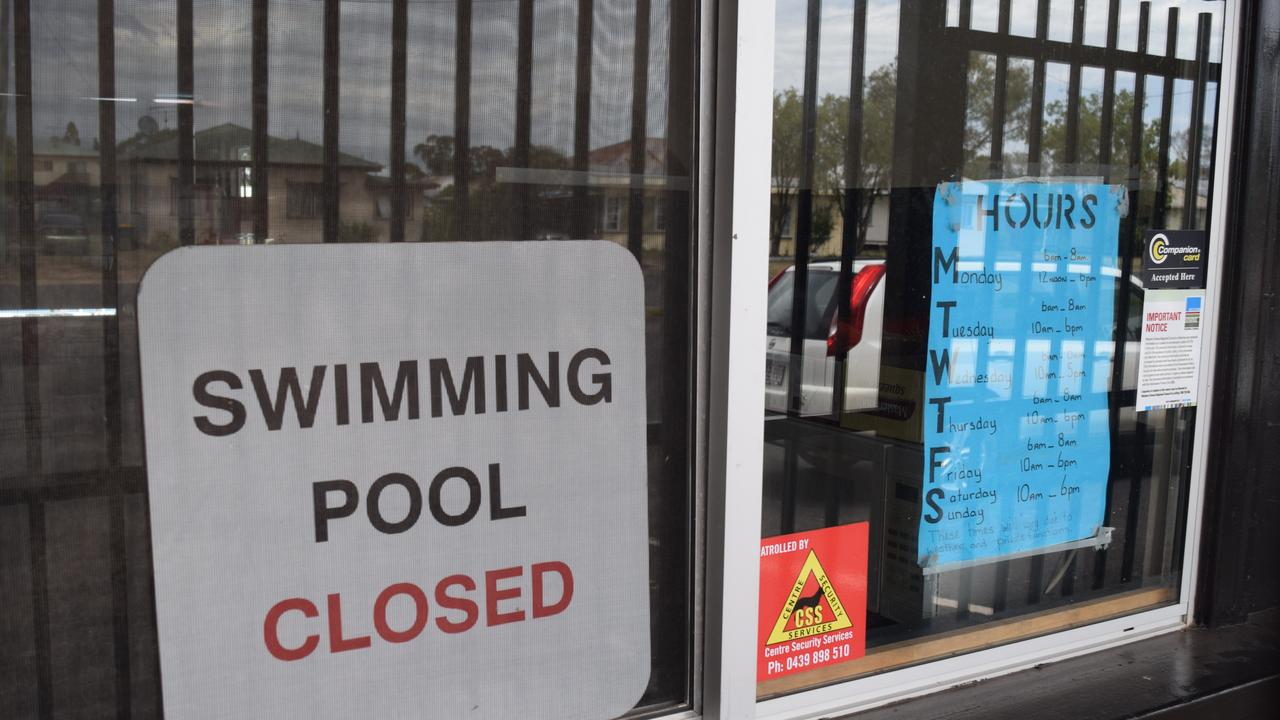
840,608 -> 1279,720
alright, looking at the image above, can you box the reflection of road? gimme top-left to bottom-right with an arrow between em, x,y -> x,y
2,250 -> 673,481
0,247 -> 170,295
0,273 -> 146,482
762,417 -> 880,535
763,416 -> 884,611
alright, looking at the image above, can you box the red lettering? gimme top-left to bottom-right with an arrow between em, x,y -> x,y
531,561 -> 574,618
327,593 -> 372,653
263,598 -> 319,661
266,562 -> 565,654
373,583 -> 429,643
434,574 -> 479,633
485,566 -> 526,626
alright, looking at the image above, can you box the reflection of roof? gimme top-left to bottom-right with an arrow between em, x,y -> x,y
40,171 -> 93,193
1167,179 -> 1210,210
119,123 -> 382,170
33,137 -> 97,159
586,138 -> 666,174
365,174 -> 439,191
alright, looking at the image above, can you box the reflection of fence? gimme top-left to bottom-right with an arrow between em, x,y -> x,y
775,0 -> 1220,630
3,0 -> 696,717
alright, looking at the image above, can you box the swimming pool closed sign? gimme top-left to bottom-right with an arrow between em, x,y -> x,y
138,242 -> 650,720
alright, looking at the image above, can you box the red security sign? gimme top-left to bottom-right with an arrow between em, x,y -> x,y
758,522 -> 869,680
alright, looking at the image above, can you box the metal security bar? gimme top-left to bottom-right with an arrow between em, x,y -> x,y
177,0 -> 194,247
452,0 -> 471,240
252,0 -> 270,241
627,0 -> 651,260
388,0 -> 407,242
323,0 -> 340,242
510,0 -> 532,240
571,0 -> 593,241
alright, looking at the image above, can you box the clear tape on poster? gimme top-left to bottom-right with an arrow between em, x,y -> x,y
920,526 -> 1114,576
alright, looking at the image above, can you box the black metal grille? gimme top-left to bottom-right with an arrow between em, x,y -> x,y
769,0 -> 1222,631
0,1 -> 698,717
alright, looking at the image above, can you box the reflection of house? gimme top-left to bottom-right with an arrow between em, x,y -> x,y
117,123 -> 432,245
487,138 -> 674,249
769,184 -> 890,258
587,138 -> 673,254
33,137 -> 100,221
1166,179 -> 1209,230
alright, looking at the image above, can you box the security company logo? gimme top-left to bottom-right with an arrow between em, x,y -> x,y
1149,233 -> 1169,264
766,549 -> 854,645
758,522 -> 867,681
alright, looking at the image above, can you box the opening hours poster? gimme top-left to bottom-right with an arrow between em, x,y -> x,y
921,180 -> 1122,568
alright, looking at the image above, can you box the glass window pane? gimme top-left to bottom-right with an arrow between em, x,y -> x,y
0,0 -> 698,715
760,0 -> 1224,698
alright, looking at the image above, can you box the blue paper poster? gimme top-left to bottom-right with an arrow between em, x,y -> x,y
920,180 -> 1122,567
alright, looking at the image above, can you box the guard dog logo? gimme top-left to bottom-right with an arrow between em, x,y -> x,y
758,522 -> 868,681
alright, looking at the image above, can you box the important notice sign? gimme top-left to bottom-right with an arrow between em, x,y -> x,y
758,523 -> 868,681
922,181 -> 1120,567
138,242 -> 650,720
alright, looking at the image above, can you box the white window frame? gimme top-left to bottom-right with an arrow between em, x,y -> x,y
698,1 -> 1244,718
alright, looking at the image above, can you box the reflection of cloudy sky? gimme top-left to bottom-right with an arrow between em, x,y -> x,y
15,0 -> 1224,164
773,0 -> 902,95
773,0 -> 1224,96
20,0 -> 672,171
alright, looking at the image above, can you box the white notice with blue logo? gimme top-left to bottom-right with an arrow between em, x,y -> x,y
921,181 -> 1122,568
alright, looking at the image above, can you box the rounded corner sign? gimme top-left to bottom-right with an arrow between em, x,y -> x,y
758,522 -> 869,681
137,241 -> 650,720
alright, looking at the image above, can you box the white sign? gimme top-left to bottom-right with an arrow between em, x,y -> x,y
1135,288 -> 1204,410
138,242 -> 651,720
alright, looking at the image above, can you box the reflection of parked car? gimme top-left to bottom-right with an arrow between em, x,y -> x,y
765,262 -> 1147,419
765,260 -> 887,416
37,213 -> 90,255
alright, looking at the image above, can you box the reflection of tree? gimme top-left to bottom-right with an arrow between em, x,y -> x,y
339,219 -> 379,243
411,135 -> 570,242
770,89 -> 802,256
963,61 -> 1177,197
770,52 -> 1205,259
1042,90 -> 1162,182
60,121 -> 81,147
963,55 -> 1032,176
814,64 -> 898,252
413,135 -> 455,176
403,162 -> 426,181
1041,89 -> 1181,231
770,64 -> 902,256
